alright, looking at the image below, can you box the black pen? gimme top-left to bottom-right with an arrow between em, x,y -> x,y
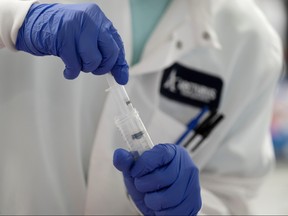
190,114 -> 224,153
183,110 -> 217,148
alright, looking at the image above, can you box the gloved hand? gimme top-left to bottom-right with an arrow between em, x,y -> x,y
16,3 -> 128,84
113,144 -> 202,216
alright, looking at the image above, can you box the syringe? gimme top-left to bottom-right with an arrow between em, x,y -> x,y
106,74 -> 154,159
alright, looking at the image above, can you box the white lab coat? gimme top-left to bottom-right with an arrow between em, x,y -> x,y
0,0 -> 283,215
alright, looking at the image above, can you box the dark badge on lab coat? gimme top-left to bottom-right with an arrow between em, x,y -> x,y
160,63 -> 223,110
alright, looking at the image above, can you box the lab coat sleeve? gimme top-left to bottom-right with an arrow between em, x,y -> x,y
197,1 -> 283,214
0,0 -> 38,50
200,84 -> 279,215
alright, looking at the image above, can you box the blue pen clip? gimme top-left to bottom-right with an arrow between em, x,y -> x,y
175,106 -> 209,145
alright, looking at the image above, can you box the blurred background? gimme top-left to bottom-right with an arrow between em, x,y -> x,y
252,0 -> 288,214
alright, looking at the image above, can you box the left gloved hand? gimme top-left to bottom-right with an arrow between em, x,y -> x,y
113,144 -> 202,216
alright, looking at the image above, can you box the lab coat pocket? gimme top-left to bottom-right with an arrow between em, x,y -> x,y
147,109 -> 186,145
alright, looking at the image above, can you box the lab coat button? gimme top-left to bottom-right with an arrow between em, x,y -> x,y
176,41 -> 183,49
202,31 -> 211,40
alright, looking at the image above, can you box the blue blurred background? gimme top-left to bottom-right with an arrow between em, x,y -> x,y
271,77 -> 288,161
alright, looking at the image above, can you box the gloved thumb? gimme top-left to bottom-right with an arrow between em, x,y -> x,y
113,148 -> 134,175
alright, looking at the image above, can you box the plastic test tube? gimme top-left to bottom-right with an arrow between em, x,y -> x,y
106,74 -> 154,158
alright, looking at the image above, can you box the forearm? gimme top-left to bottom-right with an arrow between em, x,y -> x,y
0,0 -> 38,50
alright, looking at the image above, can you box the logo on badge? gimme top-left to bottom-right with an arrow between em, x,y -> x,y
160,63 -> 223,109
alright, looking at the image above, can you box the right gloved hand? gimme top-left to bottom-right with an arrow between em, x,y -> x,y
113,144 -> 202,216
16,3 -> 128,84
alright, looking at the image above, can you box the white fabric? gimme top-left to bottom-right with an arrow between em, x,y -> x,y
0,0 -> 283,215
255,0 -> 287,47
0,0 -> 38,50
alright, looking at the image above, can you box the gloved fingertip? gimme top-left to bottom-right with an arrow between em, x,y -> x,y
63,68 -> 80,80
151,144 -> 177,161
111,65 -> 129,85
113,148 -> 134,173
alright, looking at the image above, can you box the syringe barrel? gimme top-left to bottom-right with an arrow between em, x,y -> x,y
115,109 -> 154,158
106,73 -> 154,157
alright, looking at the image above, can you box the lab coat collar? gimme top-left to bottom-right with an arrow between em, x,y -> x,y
130,0 -> 221,76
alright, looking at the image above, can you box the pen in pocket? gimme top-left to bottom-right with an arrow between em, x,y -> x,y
182,110 -> 217,148
189,114 -> 224,153
175,106 -> 209,146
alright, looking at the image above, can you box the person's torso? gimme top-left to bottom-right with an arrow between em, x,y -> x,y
0,0 -> 281,215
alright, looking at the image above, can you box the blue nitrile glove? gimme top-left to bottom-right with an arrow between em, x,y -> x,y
16,3 -> 128,84
113,144 -> 202,216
